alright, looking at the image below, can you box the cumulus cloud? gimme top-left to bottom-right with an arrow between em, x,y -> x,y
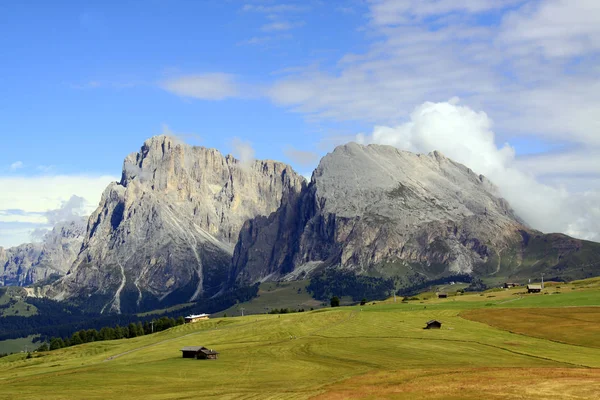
44,195 -> 87,225
266,0 -> 600,148
231,137 -> 256,167
357,99 -> 600,241
9,161 -> 23,171
161,73 -> 239,100
29,227 -> 50,242
0,174 -> 116,247
22,196 -> 88,242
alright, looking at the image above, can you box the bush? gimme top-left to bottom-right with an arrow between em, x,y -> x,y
36,343 -> 49,352
330,296 -> 340,307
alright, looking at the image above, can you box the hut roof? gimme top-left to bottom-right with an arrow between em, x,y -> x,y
527,284 -> 542,290
426,320 -> 441,325
181,346 -> 207,352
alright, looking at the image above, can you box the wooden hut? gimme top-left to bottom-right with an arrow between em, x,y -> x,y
437,293 -> 447,299
181,346 -> 219,360
184,314 -> 209,323
503,282 -> 519,288
424,320 -> 442,329
527,284 -> 542,293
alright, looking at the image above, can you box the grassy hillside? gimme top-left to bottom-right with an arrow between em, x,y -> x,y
0,335 -> 39,355
1,278 -> 600,399
0,287 -> 37,317
476,232 -> 600,285
214,280 -> 325,317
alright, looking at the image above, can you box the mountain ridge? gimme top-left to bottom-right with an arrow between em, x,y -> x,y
0,219 -> 86,286
5,137 -> 600,314
231,142 -> 600,287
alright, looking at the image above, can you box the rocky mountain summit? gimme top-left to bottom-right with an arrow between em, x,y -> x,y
0,219 -> 85,286
231,143 -> 600,286
16,138 -> 599,314
50,136 -> 305,313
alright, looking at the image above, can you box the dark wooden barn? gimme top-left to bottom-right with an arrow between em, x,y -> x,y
424,320 -> 442,329
437,293 -> 447,299
180,346 -> 219,360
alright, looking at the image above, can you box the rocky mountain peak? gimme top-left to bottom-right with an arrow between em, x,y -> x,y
232,142 -> 527,285
50,137 -> 306,313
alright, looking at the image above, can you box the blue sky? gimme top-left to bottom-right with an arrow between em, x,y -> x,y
1,0 -> 368,174
1,0 -> 600,247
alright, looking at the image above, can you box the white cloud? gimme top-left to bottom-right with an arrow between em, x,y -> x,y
267,23 -> 502,123
9,161 -> 23,171
36,165 -> 56,173
0,211 -> 46,225
266,0 -> 600,148
368,0 -> 521,25
499,0 -> 600,58
0,174 -> 117,247
237,36 -> 272,46
44,195 -> 87,225
261,21 -> 300,32
515,149 -> 600,178
159,124 -> 202,146
241,4 -> 308,13
357,99 -> 600,241
0,223 -> 39,249
231,137 -> 256,167
161,73 -> 239,100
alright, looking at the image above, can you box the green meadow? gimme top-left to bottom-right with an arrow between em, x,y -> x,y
1,279 -> 600,399
0,335 -> 39,355
0,287 -> 37,318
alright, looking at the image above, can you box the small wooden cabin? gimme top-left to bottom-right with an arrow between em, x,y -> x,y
437,293 -> 447,299
503,282 -> 519,288
425,320 -> 442,329
527,284 -> 542,293
184,314 -> 209,323
181,346 -> 219,360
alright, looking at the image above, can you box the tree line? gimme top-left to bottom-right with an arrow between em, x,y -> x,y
307,269 -> 395,302
42,316 -> 185,351
0,284 -> 260,345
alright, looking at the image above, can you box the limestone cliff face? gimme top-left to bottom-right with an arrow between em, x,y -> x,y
51,136 -> 305,313
232,143 -> 527,284
0,220 -> 85,286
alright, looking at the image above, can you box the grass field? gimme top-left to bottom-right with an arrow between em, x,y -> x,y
462,307 -> 600,348
1,279 -> 600,399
